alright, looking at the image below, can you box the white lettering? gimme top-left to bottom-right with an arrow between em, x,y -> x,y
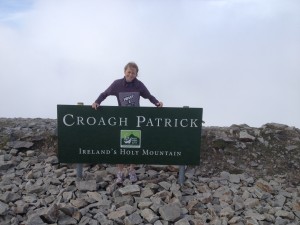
62,114 -> 198,128
180,119 -> 188,127
98,117 -> 106,126
190,119 -> 198,127
146,118 -> 154,127
154,118 -> 162,127
120,149 -> 126,155
174,118 -> 178,127
136,117 -> 199,128
164,118 -> 172,127
120,149 -> 139,155
87,117 -> 96,125
79,148 -> 114,155
119,117 -> 128,126
63,114 -> 75,126
77,117 -> 85,125
108,117 -> 116,126
136,116 -> 146,127
142,149 -> 181,157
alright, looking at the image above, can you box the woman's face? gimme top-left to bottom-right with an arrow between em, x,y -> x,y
124,67 -> 137,82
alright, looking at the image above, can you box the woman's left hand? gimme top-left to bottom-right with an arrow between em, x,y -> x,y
156,102 -> 163,107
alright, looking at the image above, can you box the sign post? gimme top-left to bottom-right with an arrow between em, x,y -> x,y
76,102 -> 84,179
57,105 -> 203,182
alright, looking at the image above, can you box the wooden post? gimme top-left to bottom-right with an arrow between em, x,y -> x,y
178,106 -> 189,185
76,102 -> 84,179
179,165 -> 185,185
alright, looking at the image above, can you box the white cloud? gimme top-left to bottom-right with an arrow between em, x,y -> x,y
0,0 -> 299,128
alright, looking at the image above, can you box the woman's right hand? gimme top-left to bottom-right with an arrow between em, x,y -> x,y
92,102 -> 100,109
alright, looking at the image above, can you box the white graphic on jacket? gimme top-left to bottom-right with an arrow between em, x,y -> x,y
119,92 -> 140,107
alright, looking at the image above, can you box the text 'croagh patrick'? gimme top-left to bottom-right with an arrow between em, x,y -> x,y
57,105 -> 203,165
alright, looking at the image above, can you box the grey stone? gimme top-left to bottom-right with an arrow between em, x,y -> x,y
76,180 -> 97,191
0,201 -> 9,215
119,184 -> 141,195
62,191 -> 73,202
87,191 -> 103,202
0,191 -> 21,203
40,203 -> 59,223
23,194 -> 38,203
70,198 -> 88,208
141,188 -> 154,198
10,148 -> 19,156
107,209 -> 126,220
199,192 -> 213,204
78,216 -> 98,225
13,200 -> 29,214
159,181 -> 172,190
228,216 -> 242,224
0,118 -> 300,225
213,186 -> 233,203
138,201 -> 153,209
229,174 -> 241,183
275,210 -> 295,220
0,161 -> 15,170
244,211 -> 266,221
244,198 -> 260,209
114,195 -> 134,207
245,218 -> 259,225
274,194 -> 286,207
255,179 -> 273,193
141,208 -> 159,223
117,204 -> 136,214
45,155 -> 59,164
94,211 -> 113,225
26,150 -> 35,157
7,141 -> 34,149
159,203 -> 181,222
274,217 -> 290,225
174,218 -> 190,225
26,214 -> 47,225
233,195 -> 245,211
220,206 -> 235,218
58,205 -> 76,217
25,184 -> 45,194
57,213 -> 77,225
124,212 -> 143,225
239,131 -> 255,141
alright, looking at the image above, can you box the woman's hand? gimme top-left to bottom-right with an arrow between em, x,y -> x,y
92,102 -> 100,109
156,102 -> 163,107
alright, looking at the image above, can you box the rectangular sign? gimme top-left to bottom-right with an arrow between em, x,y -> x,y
57,105 -> 202,165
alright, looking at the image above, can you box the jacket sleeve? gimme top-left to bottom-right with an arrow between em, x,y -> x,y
139,81 -> 159,105
95,81 -> 116,104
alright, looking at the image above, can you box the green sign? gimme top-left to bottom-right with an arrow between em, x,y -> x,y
57,105 -> 203,165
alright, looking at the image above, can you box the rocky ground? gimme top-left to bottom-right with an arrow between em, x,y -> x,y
0,118 -> 299,225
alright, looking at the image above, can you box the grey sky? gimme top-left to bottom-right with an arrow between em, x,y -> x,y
0,0 -> 299,128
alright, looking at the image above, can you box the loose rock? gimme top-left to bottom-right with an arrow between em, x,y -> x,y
0,118 -> 299,225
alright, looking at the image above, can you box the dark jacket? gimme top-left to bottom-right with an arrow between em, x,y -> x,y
95,77 -> 159,107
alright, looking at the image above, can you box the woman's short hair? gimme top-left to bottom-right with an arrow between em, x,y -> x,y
124,62 -> 139,74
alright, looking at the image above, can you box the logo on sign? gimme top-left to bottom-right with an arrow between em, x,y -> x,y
120,130 -> 141,148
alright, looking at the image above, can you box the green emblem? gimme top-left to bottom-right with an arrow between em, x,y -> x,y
120,130 -> 141,148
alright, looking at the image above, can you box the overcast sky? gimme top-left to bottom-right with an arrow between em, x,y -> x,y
0,0 -> 299,128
